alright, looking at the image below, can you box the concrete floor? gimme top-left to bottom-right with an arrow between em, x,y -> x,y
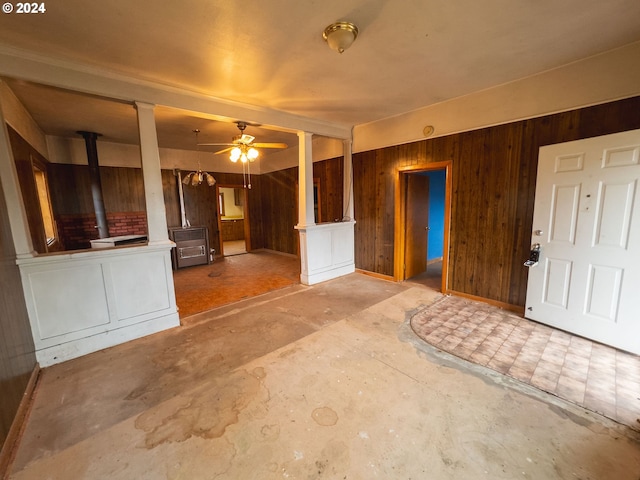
8,274 -> 640,479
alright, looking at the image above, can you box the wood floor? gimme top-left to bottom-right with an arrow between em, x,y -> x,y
172,250 -> 300,319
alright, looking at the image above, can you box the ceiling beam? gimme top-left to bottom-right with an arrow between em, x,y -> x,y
0,45 -> 352,140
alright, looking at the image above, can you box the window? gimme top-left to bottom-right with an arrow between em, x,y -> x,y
32,161 -> 57,247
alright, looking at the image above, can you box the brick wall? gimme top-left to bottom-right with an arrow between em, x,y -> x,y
57,211 -> 148,250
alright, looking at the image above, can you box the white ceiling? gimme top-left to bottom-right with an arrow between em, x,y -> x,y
1,0 -> 639,152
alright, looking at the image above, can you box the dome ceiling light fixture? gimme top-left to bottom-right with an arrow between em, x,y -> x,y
322,21 -> 359,54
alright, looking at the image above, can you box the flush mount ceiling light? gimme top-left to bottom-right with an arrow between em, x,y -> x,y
323,21 -> 359,54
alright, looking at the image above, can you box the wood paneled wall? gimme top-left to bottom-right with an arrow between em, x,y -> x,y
164,169 -> 219,253
259,157 -> 344,255
40,143 -> 342,258
353,96 -> 640,308
260,167 -> 298,254
49,164 -> 148,214
7,126 -> 49,253
164,171 -> 264,255
0,168 -> 36,450
221,219 -> 245,241
313,157 -> 344,223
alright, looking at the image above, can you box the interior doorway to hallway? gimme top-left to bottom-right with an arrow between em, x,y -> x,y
217,185 -> 250,256
395,163 -> 451,292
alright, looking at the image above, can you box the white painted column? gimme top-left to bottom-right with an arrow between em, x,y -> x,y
297,131 -> 315,228
135,102 -> 170,245
343,138 -> 355,222
296,132 -> 356,285
0,96 -> 35,258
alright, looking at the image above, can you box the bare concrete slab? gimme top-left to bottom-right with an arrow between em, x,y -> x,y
9,274 -> 640,479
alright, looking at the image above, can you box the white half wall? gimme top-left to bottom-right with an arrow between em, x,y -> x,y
297,221 -> 355,285
17,243 -> 179,366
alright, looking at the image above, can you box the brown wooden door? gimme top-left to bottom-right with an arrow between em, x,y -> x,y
404,174 -> 430,279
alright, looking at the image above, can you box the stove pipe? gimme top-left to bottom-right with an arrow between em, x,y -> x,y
77,131 -> 109,239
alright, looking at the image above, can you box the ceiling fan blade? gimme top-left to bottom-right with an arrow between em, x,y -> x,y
251,142 -> 288,149
198,142 -> 236,146
214,146 -> 234,155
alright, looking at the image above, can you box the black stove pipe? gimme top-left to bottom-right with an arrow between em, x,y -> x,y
77,131 -> 109,239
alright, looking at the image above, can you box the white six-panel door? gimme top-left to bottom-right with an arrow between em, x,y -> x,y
525,129 -> 640,354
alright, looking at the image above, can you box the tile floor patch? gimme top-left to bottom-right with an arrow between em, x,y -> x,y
410,295 -> 640,431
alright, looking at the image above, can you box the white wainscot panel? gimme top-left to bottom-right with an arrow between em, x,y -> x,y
28,264 -> 110,339
297,221 -> 355,285
109,253 -> 172,321
18,244 -> 179,366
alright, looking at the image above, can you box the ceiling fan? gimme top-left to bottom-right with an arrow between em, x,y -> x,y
198,121 -> 288,159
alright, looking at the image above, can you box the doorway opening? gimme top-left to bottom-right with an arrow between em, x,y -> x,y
217,184 -> 251,257
394,162 -> 452,293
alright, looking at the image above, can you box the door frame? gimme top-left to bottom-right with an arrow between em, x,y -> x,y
394,161 -> 452,293
216,184 -> 251,256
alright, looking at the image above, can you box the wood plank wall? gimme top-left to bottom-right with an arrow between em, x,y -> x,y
168,171 -> 264,254
7,126 -> 49,253
49,167 -> 257,255
21,131 -> 339,259
353,96 -> 640,308
314,156 -> 344,223
47,164 -> 262,255
49,163 -> 147,213
260,167 -> 298,254
260,157 -> 344,255
0,167 -> 36,450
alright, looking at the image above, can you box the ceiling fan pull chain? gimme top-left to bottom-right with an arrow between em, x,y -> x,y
242,163 -> 247,189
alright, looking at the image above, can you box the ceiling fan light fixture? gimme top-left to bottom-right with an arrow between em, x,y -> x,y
323,21 -> 359,53
247,147 -> 259,160
230,147 -> 241,162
